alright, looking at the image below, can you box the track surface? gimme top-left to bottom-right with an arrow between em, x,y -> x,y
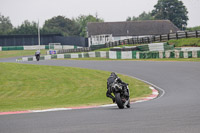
1,58 -> 200,133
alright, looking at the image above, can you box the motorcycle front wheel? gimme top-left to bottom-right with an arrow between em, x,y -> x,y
115,93 -> 124,109
126,99 -> 130,108
36,56 -> 40,61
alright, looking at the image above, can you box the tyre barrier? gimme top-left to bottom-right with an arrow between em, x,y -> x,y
137,43 -> 174,51
110,43 -> 174,52
16,50 -> 200,62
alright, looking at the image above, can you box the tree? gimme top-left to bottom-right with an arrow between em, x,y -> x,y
126,17 -> 132,21
42,16 -> 80,36
138,12 -> 154,20
11,20 -> 38,34
126,11 -> 154,21
152,0 -> 188,29
0,13 -> 13,34
75,14 -> 104,37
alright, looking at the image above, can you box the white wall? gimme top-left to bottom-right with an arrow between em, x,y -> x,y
113,36 -> 133,41
89,34 -> 113,47
88,34 -> 153,47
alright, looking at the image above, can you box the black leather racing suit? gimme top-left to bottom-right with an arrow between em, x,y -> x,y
106,73 -> 126,102
35,50 -> 40,61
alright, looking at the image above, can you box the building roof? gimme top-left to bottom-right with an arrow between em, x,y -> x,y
87,20 -> 179,37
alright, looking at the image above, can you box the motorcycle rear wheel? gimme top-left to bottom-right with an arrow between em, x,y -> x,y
115,93 -> 124,109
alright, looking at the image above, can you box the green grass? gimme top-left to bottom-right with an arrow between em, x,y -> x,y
0,50 -> 47,58
64,57 -> 200,62
94,47 -> 111,51
168,38 -> 200,47
0,63 -> 151,112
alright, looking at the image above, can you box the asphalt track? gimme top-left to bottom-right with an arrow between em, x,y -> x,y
0,58 -> 200,133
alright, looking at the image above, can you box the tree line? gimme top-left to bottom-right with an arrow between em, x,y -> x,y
0,0 -> 199,37
0,14 -> 103,37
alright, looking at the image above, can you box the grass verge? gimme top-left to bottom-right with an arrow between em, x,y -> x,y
0,50 -> 47,58
0,63 -> 151,112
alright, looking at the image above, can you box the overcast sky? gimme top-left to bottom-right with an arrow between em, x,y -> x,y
0,0 -> 199,27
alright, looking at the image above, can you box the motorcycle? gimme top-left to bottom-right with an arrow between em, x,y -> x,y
35,54 -> 40,61
112,79 -> 130,109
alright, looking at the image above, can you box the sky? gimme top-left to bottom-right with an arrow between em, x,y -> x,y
0,0 -> 199,27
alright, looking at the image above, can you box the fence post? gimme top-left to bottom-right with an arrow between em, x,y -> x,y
196,31 -> 198,38
153,36 -> 155,42
176,33 -> 178,39
185,32 -> 188,38
160,35 -> 162,42
147,37 -> 150,43
167,34 -> 170,40
127,39 -> 130,44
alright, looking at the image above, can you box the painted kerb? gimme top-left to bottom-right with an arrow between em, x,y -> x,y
16,50 -> 200,62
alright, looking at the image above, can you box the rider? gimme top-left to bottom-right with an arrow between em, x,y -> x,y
35,49 -> 40,61
106,72 -> 126,103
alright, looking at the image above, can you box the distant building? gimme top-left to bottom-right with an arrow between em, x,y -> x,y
87,20 -> 179,46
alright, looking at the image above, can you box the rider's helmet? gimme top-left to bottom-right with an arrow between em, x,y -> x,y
110,72 -> 117,78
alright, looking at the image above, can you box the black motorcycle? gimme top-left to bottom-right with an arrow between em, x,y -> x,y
112,79 -> 130,109
35,54 -> 40,61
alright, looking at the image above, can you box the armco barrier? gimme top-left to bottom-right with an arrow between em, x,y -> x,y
17,50 -> 200,62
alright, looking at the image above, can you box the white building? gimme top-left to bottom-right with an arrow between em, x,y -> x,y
87,20 -> 179,47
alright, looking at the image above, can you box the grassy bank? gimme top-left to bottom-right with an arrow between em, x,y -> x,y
168,38 -> 200,47
0,50 -> 47,58
0,63 -> 151,112
95,38 -> 200,52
